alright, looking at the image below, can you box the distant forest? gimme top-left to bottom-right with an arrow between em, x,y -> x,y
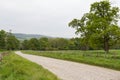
0,30 -> 120,51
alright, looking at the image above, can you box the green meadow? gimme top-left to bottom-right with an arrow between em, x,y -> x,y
22,50 -> 120,71
0,52 -> 59,80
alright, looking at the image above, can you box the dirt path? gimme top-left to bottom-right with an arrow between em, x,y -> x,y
15,51 -> 120,80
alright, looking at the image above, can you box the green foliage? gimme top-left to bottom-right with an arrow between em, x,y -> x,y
21,36 -> 120,51
0,30 -> 19,50
39,37 -> 49,50
23,50 -> 120,71
0,30 -> 6,49
49,38 -> 69,50
68,38 -> 76,50
69,0 -> 120,52
0,52 -> 59,80
28,38 -> 40,50
6,34 -> 20,50
21,40 -> 29,50
22,38 -> 72,50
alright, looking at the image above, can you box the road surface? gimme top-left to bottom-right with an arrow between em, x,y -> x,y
15,51 -> 120,80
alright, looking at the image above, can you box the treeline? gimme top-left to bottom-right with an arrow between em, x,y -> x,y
21,37 -> 84,50
0,30 -> 120,51
0,30 -> 83,50
20,37 -> 120,50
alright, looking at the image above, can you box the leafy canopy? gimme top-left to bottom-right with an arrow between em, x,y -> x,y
69,0 -> 120,51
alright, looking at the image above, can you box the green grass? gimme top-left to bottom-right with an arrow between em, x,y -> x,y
22,50 -> 120,71
0,52 -> 59,80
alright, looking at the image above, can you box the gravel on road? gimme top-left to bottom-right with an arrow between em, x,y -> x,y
15,51 -> 120,80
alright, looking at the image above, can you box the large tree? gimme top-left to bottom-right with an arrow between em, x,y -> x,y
69,0 -> 120,53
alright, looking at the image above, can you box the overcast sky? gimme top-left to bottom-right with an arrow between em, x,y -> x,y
0,0 -> 120,38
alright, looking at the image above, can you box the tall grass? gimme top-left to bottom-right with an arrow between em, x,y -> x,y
0,52 -> 59,80
22,50 -> 120,71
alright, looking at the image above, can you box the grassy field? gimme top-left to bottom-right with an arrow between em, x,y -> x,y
0,52 -> 59,80
22,50 -> 120,71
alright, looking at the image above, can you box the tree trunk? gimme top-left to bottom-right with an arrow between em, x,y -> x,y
104,37 -> 109,53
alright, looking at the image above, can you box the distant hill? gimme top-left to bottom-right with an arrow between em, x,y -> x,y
13,33 -> 50,40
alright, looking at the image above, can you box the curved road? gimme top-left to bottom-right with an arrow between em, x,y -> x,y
15,51 -> 120,80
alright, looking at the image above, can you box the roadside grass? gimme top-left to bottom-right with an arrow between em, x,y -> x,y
0,52 -> 59,80
22,50 -> 120,71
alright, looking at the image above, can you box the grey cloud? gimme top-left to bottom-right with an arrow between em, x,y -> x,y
0,0 -> 119,38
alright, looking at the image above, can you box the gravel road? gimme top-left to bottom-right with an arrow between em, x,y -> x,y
15,51 -> 120,80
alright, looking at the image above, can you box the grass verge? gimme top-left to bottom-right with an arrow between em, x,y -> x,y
0,52 -> 59,80
22,50 -> 120,71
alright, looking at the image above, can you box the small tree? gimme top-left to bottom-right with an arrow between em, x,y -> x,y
69,0 -> 120,53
